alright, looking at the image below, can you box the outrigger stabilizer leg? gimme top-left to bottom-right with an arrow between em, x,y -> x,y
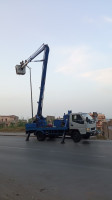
61,131 -> 66,144
26,132 -> 30,141
61,119 -> 68,144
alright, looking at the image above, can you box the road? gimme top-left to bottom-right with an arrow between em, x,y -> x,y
0,135 -> 112,200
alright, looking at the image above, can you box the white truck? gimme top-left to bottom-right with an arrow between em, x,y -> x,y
15,44 -> 96,142
67,112 -> 96,141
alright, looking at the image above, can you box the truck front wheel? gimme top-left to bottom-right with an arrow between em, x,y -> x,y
37,131 -> 46,141
71,131 -> 81,143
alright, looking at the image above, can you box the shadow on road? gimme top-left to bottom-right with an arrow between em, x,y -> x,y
81,140 -> 91,145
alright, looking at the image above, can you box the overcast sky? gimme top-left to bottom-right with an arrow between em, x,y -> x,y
0,0 -> 112,119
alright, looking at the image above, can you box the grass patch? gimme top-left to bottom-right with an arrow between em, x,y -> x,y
0,127 -> 25,132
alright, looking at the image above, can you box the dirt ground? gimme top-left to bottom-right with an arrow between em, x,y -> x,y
0,175 -> 57,200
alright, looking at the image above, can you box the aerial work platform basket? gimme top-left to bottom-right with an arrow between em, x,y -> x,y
15,65 -> 26,75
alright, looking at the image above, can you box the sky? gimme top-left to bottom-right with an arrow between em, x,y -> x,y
0,0 -> 112,119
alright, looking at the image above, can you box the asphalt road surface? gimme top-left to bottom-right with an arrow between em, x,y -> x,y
0,135 -> 112,200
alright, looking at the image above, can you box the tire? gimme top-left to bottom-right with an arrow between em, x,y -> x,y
37,131 -> 46,141
71,131 -> 81,143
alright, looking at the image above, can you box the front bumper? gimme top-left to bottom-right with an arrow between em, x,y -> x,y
87,131 -> 96,136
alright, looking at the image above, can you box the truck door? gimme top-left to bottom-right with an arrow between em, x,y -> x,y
69,114 -> 86,135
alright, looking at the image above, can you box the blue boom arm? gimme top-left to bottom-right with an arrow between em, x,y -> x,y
37,45 -> 49,117
15,44 -> 49,118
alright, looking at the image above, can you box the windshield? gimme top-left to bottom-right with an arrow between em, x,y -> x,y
81,113 -> 93,120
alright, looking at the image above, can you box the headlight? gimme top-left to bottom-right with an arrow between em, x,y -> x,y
86,128 -> 90,132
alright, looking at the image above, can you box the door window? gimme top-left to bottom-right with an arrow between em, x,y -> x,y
72,114 -> 84,124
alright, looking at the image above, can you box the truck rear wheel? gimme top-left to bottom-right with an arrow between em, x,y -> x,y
37,131 -> 46,141
71,131 -> 81,143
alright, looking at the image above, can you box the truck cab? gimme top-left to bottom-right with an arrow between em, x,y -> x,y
69,112 -> 96,139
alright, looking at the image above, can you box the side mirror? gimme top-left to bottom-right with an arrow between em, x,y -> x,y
86,117 -> 89,122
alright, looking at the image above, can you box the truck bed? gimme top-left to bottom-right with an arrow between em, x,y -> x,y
25,123 -> 67,134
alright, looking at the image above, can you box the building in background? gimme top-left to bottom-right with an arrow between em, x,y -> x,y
102,120 -> 112,139
89,112 -> 106,131
46,116 -> 55,124
0,115 -> 19,127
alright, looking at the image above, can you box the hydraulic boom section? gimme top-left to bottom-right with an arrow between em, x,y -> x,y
37,45 -> 49,118
15,44 -> 49,118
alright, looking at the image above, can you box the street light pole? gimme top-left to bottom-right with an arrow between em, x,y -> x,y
27,66 -> 33,120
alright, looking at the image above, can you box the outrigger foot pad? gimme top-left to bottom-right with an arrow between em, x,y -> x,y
61,141 -> 65,144
26,133 -> 30,141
